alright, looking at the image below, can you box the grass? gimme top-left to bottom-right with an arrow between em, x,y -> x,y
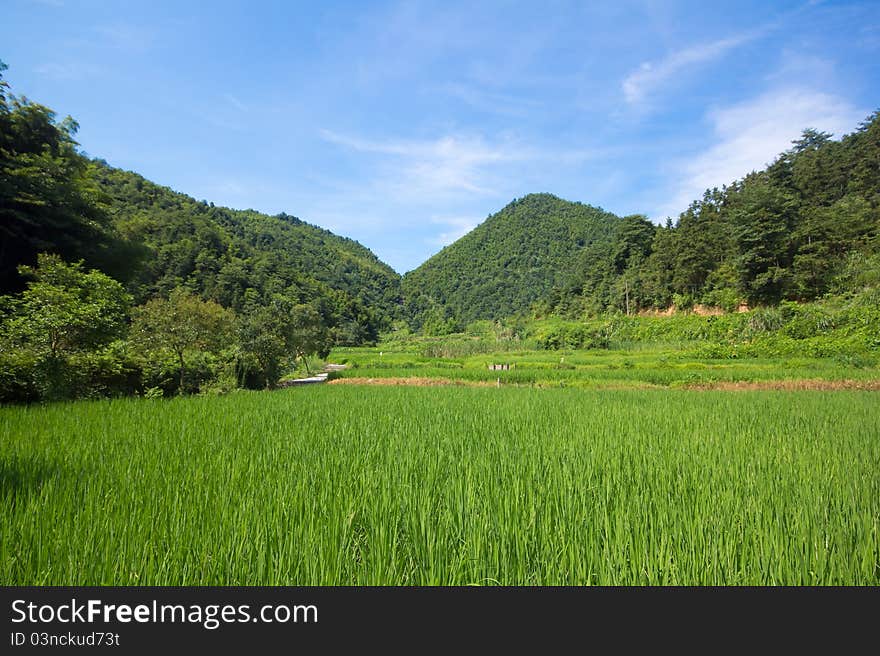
2,386 -> 878,585
329,346 -> 880,389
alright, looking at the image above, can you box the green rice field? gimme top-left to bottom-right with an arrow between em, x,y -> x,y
2,385 -> 878,585
326,346 -> 880,389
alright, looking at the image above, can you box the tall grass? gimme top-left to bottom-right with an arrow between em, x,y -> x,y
1,387 -> 878,584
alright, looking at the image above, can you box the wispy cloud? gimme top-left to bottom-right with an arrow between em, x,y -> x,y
435,83 -> 544,118
654,87 -> 867,220
224,94 -> 248,112
320,129 -> 522,196
93,23 -> 155,52
428,216 -> 480,246
34,61 -> 102,80
309,128 -> 601,269
622,30 -> 764,106
320,129 -> 599,200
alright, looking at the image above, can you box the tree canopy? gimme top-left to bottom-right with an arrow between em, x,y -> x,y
402,193 -> 619,326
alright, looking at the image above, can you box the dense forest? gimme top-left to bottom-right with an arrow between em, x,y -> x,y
402,194 -> 621,329
0,62 -> 400,401
404,112 -> 880,326
91,165 -> 402,341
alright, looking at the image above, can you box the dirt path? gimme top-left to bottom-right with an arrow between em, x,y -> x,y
281,364 -> 346,387
328,376 -> 496,387
682,379 -> 880,391
327,376 -> 880,391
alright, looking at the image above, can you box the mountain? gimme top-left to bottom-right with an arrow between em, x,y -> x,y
401,193 -> 621,326
403,111 -> 880,325
548,113 -> 880,317
92,164 -> 402,341
1,63 -> 402,344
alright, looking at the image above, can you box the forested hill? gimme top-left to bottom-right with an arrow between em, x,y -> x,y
401,194 -> 622,326
541,112 -> 880,318
91,164 -> 402,335
1,60 -> 410,400
1,57 -> 403,344
402,111 -> 880,327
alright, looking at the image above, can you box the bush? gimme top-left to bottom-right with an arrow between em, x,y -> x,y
0,350 -> 41,403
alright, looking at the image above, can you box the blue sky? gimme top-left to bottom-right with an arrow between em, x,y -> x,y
5,0 -> 879,272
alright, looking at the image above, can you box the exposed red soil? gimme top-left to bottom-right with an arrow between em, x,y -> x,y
683,379 -> 880,391
328,376 -> 880,391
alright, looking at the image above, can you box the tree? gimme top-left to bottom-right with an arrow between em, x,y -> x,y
1,253 -> 130,358
236,293 -> 293,389
131,288 -> 235,393
0,253 -> 131,401
729,175 -> 798,305
640,221 -> 677,308
611,215 -> 655,274
0,65 -> 115,292
288,303 -> 332,374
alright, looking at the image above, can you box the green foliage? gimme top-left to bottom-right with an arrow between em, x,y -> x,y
131,289 -> 235,394
402,193 -> 619,325
236,301 -> 290,390
93,165 -> 401,337
287,302 -> 333,374
0,69 -> 125,291
530,319 -> 611,350
3,388 -> 877,584
0,65 -> 400,342
0,65 -> 405,401
2,254 -> 131,358
0,254 -> 131,400
405,112 -> 880,324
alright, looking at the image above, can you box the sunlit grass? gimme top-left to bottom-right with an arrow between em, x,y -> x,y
2,387 -> 878,584
329,346 -> 880,388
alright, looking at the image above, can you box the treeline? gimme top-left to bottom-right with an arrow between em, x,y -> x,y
0,62 -> 402,401
0,254 -> 335,401
543,116 -> 880,317
381,284 -> 880,362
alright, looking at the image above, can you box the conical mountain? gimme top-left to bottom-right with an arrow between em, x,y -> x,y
403,193 -> 620,324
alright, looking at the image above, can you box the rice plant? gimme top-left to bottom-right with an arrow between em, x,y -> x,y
1,387 -> 877,584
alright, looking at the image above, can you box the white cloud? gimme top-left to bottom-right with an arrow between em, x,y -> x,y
93,23 -> 155,52
34,62 -> 101,80
654,87 -> 867,220
622,32 -> 760,105
435,82 -> 544,118
320,129 -> 523,196
224,94 -> 248,112
320,129 -> 599,200
428,216 -> 480,247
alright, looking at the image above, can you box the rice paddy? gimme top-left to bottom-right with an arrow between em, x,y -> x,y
2,385 -> 878,585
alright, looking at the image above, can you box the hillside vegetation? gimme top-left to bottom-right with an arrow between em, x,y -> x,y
402,194 -> 621,327
93,165 -> 402,341
403,114 -> 880,326
0,62 -> 401,400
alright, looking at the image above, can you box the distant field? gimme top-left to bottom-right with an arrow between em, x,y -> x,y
2,386 -> 878,584
328,346 -> 880,389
